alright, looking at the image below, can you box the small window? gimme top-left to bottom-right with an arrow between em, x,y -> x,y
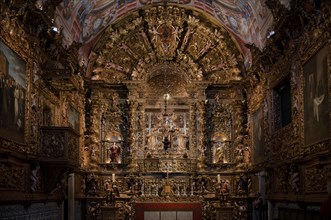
273,76 -> 291,129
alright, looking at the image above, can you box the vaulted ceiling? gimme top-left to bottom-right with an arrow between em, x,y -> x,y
50,0 -> 285,101
54,0 -> 277,68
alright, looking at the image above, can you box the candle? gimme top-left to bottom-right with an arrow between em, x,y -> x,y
112,173 -> 116,182
217,174 -> 221,183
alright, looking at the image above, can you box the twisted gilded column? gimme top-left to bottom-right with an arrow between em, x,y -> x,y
190,81 -> 210,170
127,99 -> 139,170
196,100 -> 207,169
137,102 -> 145,158
188,101 -> 197,160
124,81 -> 144,170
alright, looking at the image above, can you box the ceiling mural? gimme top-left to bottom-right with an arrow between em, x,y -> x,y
54,0 -> 273,67
88,5 -> 243,91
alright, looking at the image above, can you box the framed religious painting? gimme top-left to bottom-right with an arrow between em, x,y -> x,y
0,40 -> 26,143
68,105 -> 80,132
252,107 -> 264,164
303,44 -> 329,146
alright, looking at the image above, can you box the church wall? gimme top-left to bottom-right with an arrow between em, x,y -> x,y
247,1 -> 331,218
0,2 -> 85,219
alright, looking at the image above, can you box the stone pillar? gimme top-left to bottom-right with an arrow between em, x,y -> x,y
258,171 -> 267,200
267,200 -> 273,220
68,173 -> 75,220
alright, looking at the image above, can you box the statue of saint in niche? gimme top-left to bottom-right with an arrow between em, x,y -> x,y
163,136 -> 171,150
177,130 -> 188,151
146,128 -> 158,150
109,143 -> 121,163
214,143 -> 225,163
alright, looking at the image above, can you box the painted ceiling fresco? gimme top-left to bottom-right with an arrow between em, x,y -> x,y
54,0 -> 277,66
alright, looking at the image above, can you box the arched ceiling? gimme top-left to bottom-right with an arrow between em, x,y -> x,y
87,5 -> 243,94
54,0 -> 276,66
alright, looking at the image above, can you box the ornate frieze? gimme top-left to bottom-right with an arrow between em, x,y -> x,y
139,158 -> 196,173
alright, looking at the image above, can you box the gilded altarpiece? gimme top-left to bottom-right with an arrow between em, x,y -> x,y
81,4 -> 253,219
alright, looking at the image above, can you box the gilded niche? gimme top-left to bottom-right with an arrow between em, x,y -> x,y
83,88 -> 128,169
206,89 -> 250,169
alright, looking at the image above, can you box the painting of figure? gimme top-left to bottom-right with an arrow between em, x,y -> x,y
68,105 -> 80,132
253,107 -> 264,163
303,45 -> 329,146
0,40 -> 26,143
